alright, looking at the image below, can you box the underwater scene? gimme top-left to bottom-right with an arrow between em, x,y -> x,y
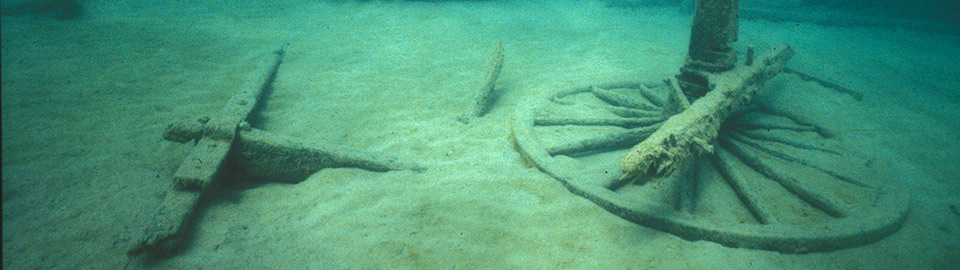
2,0 -> 958,269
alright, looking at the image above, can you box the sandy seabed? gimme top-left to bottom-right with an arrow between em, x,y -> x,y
2,1 -> 959,269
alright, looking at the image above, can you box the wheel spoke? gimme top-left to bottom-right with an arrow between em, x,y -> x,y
728,126 -> 841,155
545,124 -> 661,156
713,148 -> 775,224
719,135 -> 852,217
724,131 -> 871,188
589,86 -> 662,111
535,116 -> 666,129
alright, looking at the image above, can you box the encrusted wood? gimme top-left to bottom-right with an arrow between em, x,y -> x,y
620,44 -> 794,184
509,52 -> 909,252
129,46 -> 422,258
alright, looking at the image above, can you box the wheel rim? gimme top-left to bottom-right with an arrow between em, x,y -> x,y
511,79 -> 909,253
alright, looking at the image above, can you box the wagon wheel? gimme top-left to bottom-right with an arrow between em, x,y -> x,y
511,79 -> 909,253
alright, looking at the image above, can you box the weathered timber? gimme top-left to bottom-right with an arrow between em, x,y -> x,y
466,42 -> 505,119
130,46 -> 422,258
619,44 -> 795,183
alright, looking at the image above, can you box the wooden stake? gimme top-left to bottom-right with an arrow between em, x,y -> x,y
468,42 -> 504,118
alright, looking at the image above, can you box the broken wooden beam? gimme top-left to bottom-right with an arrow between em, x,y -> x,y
619,44 -> 795,183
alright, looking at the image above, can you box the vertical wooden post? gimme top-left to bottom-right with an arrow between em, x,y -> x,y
677,0 -> 740,100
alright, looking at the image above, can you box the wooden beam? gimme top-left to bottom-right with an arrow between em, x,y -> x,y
620,44 -> 795,184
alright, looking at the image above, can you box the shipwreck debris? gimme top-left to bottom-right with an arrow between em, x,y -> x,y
510,0 -> 908,253
129,46 -> 422,258
620,44 -> 795,184
459,42 -> 505,123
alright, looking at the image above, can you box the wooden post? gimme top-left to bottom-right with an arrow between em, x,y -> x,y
677,0 -> 740,100
459,42 -> 504,123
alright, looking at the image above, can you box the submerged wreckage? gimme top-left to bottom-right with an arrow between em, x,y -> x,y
129,46 -> 423,258
129,0 -> 909,259
510,0 -> 908,253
